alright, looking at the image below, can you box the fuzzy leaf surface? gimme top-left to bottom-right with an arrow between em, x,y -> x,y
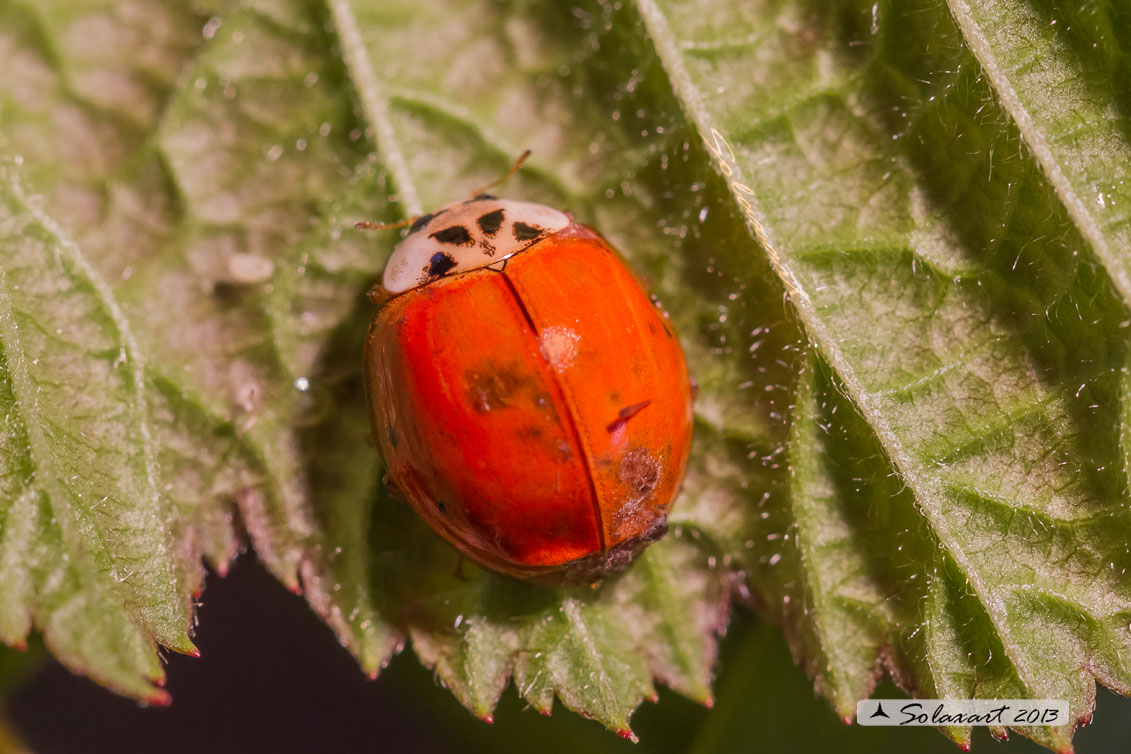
2,0 -> 1130,747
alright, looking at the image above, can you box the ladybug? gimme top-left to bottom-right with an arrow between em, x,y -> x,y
361,159 -> 693,584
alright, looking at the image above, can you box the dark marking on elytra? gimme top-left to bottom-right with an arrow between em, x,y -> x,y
619,447 -> 661,500
477,209 -> 505,236
512,222 -> 544,241
465,365 -> 527,413
468,193 -> 496,202
431,225 -> 473,245
436,501 -> 448,516
518,425 -> 573,462
606,400 -> 653,433
386,424 -> 398,448
465,363 -> 561,430
608,447 -> 663,539
427,252 -> 457,277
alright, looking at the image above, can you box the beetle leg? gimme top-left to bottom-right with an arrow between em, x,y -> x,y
452,555 -> 469,582
382,473 -> 406,501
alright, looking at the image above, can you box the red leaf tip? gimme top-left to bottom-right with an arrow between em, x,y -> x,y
145,690 -> 172,707
479,715 -> 494,724
616,728 -> 638,743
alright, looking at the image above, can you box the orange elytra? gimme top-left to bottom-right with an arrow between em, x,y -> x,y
361,157 -> 693,584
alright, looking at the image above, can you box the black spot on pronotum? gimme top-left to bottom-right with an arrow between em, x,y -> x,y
431,225 -> 473,245
427,252 -> 458,277
513,222 -> 544,241
469,193 -> 496,202
409,212 -> 436,233
477,209 -> 505,236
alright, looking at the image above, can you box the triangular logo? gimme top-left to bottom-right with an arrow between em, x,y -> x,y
869,702 -> 890,719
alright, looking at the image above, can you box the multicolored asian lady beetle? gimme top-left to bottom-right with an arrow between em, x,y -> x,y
361,157 -> 693,584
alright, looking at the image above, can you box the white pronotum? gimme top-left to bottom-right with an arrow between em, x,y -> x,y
382,197 -> 570,293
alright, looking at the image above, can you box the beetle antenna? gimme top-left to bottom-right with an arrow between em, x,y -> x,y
472,149 -> 532,196
355,217 -> 418,231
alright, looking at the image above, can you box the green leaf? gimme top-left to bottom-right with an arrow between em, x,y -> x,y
2,0 -> 1131,748
945,0 -> 1131,307
630,0 -> 1131,748
0,0 -> 741,732
0,162 -> 192,700
0,0 -> 377,690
